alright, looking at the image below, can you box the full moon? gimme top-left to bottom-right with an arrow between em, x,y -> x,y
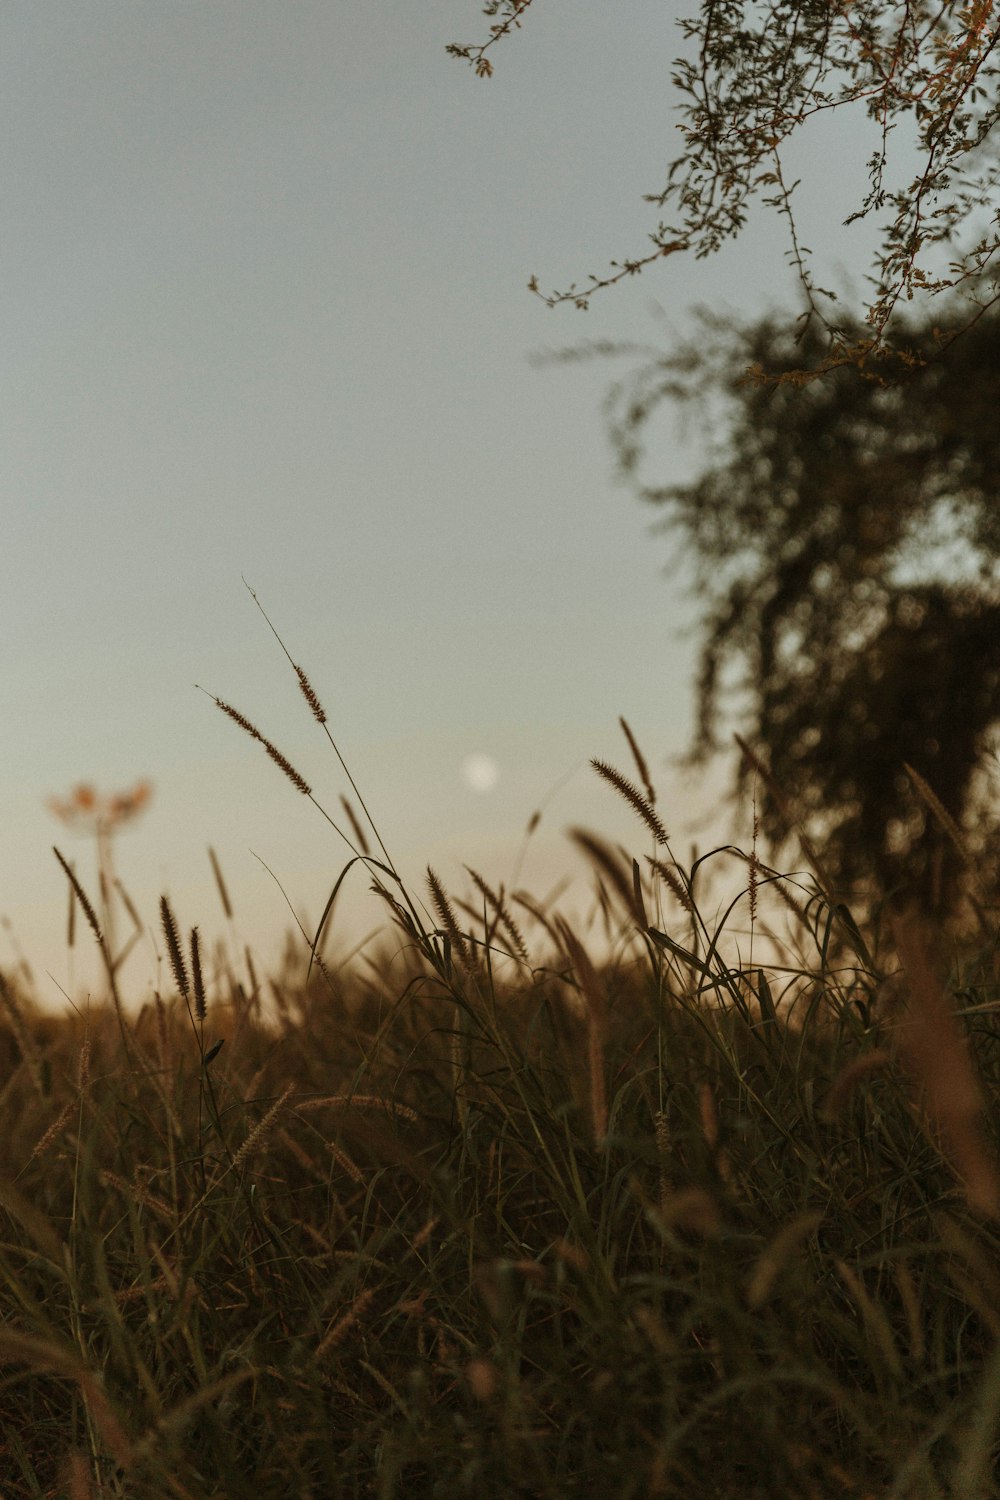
461,753 -> 500,794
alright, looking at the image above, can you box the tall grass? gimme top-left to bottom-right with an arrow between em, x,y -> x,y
1,607 -> 999,1498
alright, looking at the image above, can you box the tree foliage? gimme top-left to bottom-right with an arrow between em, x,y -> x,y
450,1 -> 1000,372
598,301 -> 1000,906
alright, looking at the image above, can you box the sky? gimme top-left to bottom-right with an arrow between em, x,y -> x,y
1,0 -> 888,1009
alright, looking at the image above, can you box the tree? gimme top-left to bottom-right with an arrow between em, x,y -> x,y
594,299 -> 1000,908
450,1 -> 1000,375
450,4 -> 1000,904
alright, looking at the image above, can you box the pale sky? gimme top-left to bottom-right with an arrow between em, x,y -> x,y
1,1 -> 886,1006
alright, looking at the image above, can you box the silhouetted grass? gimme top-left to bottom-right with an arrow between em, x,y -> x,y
2,609 -> 999,1499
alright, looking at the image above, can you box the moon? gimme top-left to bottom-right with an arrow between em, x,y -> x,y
461,753 -> 500,794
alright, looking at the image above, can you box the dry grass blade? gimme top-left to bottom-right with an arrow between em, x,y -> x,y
231,1083 -> 296,1171
0,1330 -> 132,1468
63,1452 -> 94,1500
205,693 -> 312,796
646,855 -> 695,914
240,581 -> 398,871
340,795 -> 371,856
619,716 -> 656,805
329,1140 -> 365,1185
208,845 -> 234,920
903,761 -> 982,898
465,866 -> 531,965
771,875 -> 812,928
654,1109 -> 672,1208
240,583 -> 326,729
734,734 -> 833,898
52,848 -> 104,949
591,758 -> 669,845
99,1171 -> 175,1224
748,801 -> 760,923
654,1185 -> 723,1236
77,1036 -> 92,1094
0,1177 -> 63,1264
426,867 -> 474,972
510,888 -> 563,954
190,926 -> 207,1021
160,896 -> 189,1002
554,915 -> 608,1145
371,879 -> 420,943
315,1288 -> 377,1360
834,1257 -> 904,1379
934,1212 -> 1000,1337
28,1098 -> 76,1163
890,908 -> 1000,1217
698,1080 -> 719,1151
114,877 -> 144,937
66,861 -> 76,948
244,945 -> 260,1003
568,828 -> 644,925
127,1371 -> 257,1470
292,1094 -> 419,1121
821,1050 -> 892,1119
746,1212 -> 824,1309
295,663 -> 327,724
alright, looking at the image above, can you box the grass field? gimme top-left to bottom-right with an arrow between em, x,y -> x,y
2,624 -> 999,1498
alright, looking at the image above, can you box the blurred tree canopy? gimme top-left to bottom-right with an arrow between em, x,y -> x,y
451,1 -> 1000,374
598,302 -> 1000,908
450,3 -> 1000,900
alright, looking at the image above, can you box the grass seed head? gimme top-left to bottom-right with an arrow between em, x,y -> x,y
295,664 -> 328,724
160,895 -> 189,1002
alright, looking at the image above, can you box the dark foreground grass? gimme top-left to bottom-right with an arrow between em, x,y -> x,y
3,617 -> 1000,1498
